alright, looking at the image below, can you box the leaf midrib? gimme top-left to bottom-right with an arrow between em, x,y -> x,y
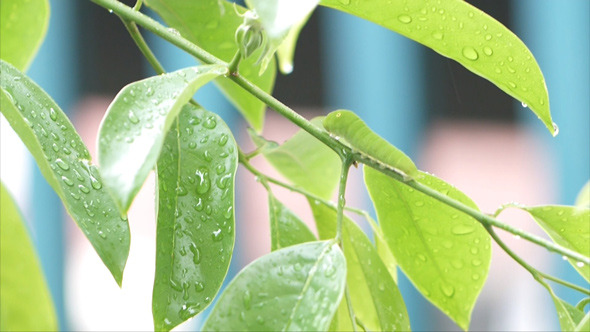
284,242 -> 333,330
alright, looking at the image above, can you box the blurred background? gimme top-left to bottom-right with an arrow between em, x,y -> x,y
1,0 -> 588,330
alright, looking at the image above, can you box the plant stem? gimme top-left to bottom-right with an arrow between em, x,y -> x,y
228,51 -> 242,75
91,0 -> 224,66
120,20 -> 166,75
539,272 -> 590,295
336,158 -> 353,243
485,226 -> 589,296
91,0 -> 589,265
345,286 -> 358,332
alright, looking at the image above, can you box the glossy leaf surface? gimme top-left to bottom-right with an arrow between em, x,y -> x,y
0,0 -> 49,71
0,183 -> 57,331
575,181 -> 590,208
320,0 -> 555,135
144,0 -> 276,131
252,117 -> 340,199
98,65 -> 226,212
0,60 -> 130,285
269,193 -> 316,251
245,0 -> 319,74
520,205 -> 590,282
310,201 -> 411,331
203,241 -> 346,331
153,104 -> 237,331
364,168 -> 491,330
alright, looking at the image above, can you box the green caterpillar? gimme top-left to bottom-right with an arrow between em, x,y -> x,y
323,110 -> 419,180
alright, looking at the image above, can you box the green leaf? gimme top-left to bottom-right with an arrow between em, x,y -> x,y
269,193 -> 316,251
152,104 -> 238,331
203,241 -> 346,331
0,182 -> 57,331
549,291 -> 586,332
328,299 -> 354,331
252,117 -> 340,199
320,0 -> 555,135
0,60 -> 130,285
310,201 -> 411,331
364,168 -> 491,330
245,0 -> 319,74
98,65 -> 226,213
144,0 -> 276,131
575,181 -> 590,208
575,312 -> 589,332
0,0 -> 49,71
519,205 -> 590,282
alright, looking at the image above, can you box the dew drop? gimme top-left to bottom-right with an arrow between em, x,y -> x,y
62,176 -> 74,187
452,224 -> 475,235
472,273 -> 480,281
189,243 -> 201,264
49,108 -> 57,121
212,228 -> 223,242
128,111 -> 140,124
483,46 -> 493,56
218,134 -> 229,146
55,158 -> 70,171
440,283 -> 455,297
462,47 -> 479,60
471,259 -> 482,266
78,184 -> 90,194
576,261 -> 584,268
508,81 -> 517,89
98,230 -> 107,239
203,116 -> 217,129
521,102 -> 528,108
417,254 -> 427,262
414,201 -> 425,207
195,281 -> 205,292
243,290 -> 252,309
551,122 -> 559,137
195,168 -> 211,194
397,15 -> 412,24
432,31 -> 444,40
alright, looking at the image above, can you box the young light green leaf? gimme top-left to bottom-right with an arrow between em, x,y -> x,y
519,205 -> 590,282
0,0 -> 49,71
323,110 -> 419,179
245,0 -> 319,74
548,291 -> 586,332
275,13 -> 312,74
98,65 -> 226,213
144,0 -> 276,131
269,193 -> 316,251
575,181 -> 590,208
320,0 -> 555,135
0,60 -> 130,285
152,104 -> 238,331
251,117 -> 340,200
0,182 -> 57,331
364,168 -> 491,331
310,201 -> 411,331
202,241 -> 346,331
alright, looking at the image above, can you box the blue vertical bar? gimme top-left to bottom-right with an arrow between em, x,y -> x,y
513,0 -> 589,314
26,0 -> 78,329
319,7 -> 428,330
